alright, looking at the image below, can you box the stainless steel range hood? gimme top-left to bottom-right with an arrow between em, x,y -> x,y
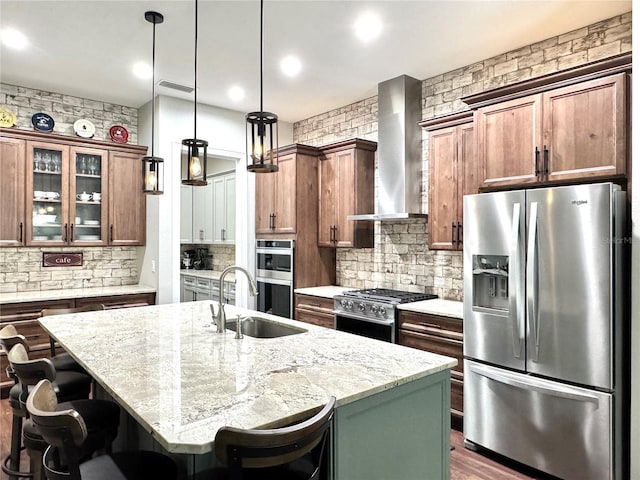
349,74 -> 425,221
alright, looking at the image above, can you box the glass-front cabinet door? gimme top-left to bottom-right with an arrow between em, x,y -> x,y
26,142 -> 107,245
70,147 -> 108,245
27,142 -> 68,245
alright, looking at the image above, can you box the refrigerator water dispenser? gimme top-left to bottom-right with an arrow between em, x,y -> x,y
472,254 -> 509,310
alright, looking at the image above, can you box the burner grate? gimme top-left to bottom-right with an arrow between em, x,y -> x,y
344,288 -> 438,304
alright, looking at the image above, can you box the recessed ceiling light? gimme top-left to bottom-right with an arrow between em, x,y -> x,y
280,55 -> 302,77
133,62 -> 152,80
354,12 -> 382,43
1,28 -> 28,50
228,85 -> 245,101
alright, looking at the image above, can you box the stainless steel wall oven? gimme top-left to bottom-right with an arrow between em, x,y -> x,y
255,240 -> 294,318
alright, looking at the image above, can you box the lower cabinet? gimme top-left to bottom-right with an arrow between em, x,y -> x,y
181,273 -> 235,305
397,310 -> 464,427
0,292 -> 156,397
294,294 -> 335,329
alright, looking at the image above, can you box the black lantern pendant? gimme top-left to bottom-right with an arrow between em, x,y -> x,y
181,0 -> 208,186
142,11 -> 164,194
246,0 -> 278,173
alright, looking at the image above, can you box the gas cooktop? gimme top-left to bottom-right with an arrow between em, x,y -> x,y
342,288 -> 438,304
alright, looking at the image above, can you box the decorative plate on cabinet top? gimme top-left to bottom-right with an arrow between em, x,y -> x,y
0,106 -> 17,127
74,118 -> 96,138
109,125 -> 129,143
31,112 -> 55,132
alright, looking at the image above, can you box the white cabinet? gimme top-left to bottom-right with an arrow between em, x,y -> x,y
212,173 -> 235,244
180,185 -> 193,243
180,273 -> 236,305
180,172 -> 235,244
192,179 -> 214,243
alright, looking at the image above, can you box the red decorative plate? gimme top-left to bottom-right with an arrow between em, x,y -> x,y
109,125 -> 129,143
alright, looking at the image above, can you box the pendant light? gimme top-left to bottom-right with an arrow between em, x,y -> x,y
142,11 -> 164,195
181,0 -> 208,186
246,0 -> 278,173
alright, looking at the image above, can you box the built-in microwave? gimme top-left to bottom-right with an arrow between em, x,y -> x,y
255,240 -> 294,318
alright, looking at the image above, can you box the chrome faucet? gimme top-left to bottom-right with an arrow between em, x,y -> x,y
213,265 -> 258,333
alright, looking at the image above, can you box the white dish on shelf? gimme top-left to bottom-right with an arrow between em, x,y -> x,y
33,214 -> 57,225
84,220 -> 100,225
78,235 -> 100,241
33,236 -> 48,241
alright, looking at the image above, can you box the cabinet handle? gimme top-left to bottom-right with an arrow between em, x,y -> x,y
62,224 -> 68,242
70,224 -> 74,241
451,222 -> 456,244
457,222 -> 462,246
221,228 -> 226,241
271,213 -> 276,229
534,147 -> 541,176
18,222 -> 23,243
419,322 -> 442,329
110,224 -> 114,242
543,145 -> 549,175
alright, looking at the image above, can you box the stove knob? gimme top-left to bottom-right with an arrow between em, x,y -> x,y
340,299 -> 348,308
370,305 -> 379,314
358,303 -> 366,312
379,307 -> 387,318
347,300 -> 353,310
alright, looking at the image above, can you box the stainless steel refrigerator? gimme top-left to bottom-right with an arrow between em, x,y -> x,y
463,182 -> 627,480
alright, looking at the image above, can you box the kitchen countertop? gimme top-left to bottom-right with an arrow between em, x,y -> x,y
39,301 -> 457,455
293,285 -> 356,299
397,299 -> 463,319
0,284 -> 156,305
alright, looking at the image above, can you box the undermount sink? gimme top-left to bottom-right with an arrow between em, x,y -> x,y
226,316 -> 307,338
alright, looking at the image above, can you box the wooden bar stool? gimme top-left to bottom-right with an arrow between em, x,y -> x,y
26,379 -> 178,480
8,344 -> 120,480
205,396 -> 335,480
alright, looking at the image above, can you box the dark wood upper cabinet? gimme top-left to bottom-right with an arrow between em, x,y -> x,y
0,136 -> 26,246
421,113 -> 476,251
318,139 -> 376,248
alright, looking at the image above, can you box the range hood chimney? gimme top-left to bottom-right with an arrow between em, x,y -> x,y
349,74 -> 425,221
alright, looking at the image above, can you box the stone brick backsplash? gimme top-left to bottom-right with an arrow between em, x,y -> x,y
0,83 -> 139,144
0,247 -> 139,293
294,12 -> 631,302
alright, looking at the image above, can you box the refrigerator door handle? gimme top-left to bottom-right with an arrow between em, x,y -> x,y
527,202 -> 540,362
468,363 -> 600,404
509,203 -> 523,358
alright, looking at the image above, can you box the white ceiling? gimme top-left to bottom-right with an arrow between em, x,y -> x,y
0,1 -> 632,123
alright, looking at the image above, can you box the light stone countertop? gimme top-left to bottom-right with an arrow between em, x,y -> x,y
39,302 -> 457,455
293,285 -> 356,299
397,299 -> 463,319
180,270 -> 235,282
0,284 -> 156,305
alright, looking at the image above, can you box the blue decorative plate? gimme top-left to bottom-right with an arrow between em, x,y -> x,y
31,112 -> 54,132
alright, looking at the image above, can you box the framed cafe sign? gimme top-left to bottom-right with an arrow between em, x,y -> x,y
43,252 -> 83,267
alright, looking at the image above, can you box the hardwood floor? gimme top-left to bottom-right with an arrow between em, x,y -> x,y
1,396 -> 555,480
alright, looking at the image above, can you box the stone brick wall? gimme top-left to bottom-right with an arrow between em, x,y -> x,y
0,84 -> 141,292
0,247 -> 139,293
293,12 -> 631,301
0,83 -> 139,144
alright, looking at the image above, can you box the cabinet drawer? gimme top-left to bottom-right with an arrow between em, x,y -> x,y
182,276 -> 197,287
76,293 -> 156,309
397,310 -> 462,338
295,308 -> 334,329
398,329 -> 463,375
197,278 -> 211,289
295,294 -> 334,312
1,299 -> 75,322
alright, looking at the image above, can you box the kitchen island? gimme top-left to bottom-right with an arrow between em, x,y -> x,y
39,301 -> 457,479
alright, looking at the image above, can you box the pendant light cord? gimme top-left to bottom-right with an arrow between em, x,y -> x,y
193,0 -> 198,140
260,0 -> 264,114
151,18 -> 157,157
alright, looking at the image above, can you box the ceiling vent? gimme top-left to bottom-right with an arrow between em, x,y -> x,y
158,80 -> 194,94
